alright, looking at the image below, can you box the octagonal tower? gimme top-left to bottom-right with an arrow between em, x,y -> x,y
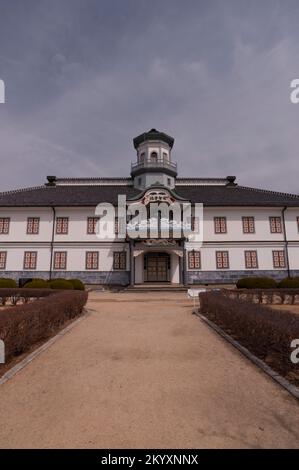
131,128 -> 177,190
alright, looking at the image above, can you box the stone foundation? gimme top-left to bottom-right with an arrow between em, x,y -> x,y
2,269 -> 299,286
1,271 -> 130,286
187,270 -> 299,285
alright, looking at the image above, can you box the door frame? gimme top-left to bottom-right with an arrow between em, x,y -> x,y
144,252 -> 171,282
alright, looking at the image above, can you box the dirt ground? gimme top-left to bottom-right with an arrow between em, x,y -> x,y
0,291 -> 298,449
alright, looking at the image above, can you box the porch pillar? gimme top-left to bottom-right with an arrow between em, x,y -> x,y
130,240 -> 135,286
182,246 -> 187,286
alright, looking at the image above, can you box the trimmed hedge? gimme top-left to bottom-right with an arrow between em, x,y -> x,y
0,278 -> 17,288
0,288 -> 54,306
0,290 -> 88,367
48,279 -> 73,290
68,279 -> 85,290
24,279 -> 49,289
278,278 -> 299,289
236,277 -> 277,289
199,292 -> 299,383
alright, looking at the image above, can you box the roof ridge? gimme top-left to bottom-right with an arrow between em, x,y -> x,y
238,185 -> 299,199
56,177 -> 131,180
0,185 -> 47,196
176,177 -> 226,180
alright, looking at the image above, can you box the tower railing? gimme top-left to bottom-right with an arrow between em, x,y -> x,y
131,160 -> 177,173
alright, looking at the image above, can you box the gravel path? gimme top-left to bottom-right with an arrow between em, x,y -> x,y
0,291 -> 298,448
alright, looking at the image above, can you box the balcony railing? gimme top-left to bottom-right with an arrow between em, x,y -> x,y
131,160 -> 177,173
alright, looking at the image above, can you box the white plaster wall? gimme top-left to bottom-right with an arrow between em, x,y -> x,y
0,207 -> 127,244
285,208 -> 299,240
170,252 -> 180,283
202,208 -> 293,242
53,207 -> 125,243
2,206 -> 298,245
52,243 -> 129,271
1,205 -> 299,274
0,243 -> 129,272
135,255 -> 143,283
288,244 -> 299,270
2,246 -> 51,272
0,207 -> 53,242
186,244 -> 290,271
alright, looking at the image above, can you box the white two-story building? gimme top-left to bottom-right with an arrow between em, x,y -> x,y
0,128 -> 298,286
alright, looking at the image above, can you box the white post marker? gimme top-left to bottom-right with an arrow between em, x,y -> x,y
0,340 -> 4,364
187,288 -> 207,309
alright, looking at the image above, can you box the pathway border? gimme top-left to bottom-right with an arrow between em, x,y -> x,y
0,308 -> 92,387
195,311 -> 299,401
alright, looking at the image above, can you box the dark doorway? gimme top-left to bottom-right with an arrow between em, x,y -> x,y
144,252 -> 170,282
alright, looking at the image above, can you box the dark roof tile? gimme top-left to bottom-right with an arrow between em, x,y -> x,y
0,183 -> 298,207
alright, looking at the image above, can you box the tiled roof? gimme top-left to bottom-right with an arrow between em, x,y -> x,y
0,183 -> 298,207
176,185 -> 299,206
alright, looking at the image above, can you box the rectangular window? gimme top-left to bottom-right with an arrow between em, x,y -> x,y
56,217 -> 69,234
24,251 -> 37,270
297,216 -> 299,233
216,251 -> 229,269
214,217 -> 227,234
244,250 -> 258,269
188,251 -> 201,269
86,251 -> 99,270
113,251 -> 126,270
27,217 -> 40,234
87,217 -> 99,234
272,250 -> 286,268
54,251 -> 67,270
0,251 -> 7,269
242,216 -> 255,234
0,217 -> 10,234
269,216 -> 282,233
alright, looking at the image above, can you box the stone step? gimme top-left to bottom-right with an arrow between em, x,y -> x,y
126,284 -> 188,292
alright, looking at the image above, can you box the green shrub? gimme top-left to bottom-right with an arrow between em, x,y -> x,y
49,279 -> 73,290
0,278 -> 17,288
24,279 -> 49,289
68,279 -> 85,290
278,278 -> 299,288
236,277 -> 277,289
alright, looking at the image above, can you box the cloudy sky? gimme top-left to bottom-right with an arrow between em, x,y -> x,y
0,0 -> 298,193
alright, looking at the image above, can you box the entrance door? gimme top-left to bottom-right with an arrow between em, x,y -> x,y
144,253 -> 170,282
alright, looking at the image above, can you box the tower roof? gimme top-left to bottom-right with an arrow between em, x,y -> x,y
133,128 -> 174,149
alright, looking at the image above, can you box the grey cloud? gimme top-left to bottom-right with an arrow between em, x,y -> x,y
0,0 -> 298,193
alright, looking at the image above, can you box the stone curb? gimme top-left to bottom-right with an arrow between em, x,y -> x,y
0,308 -> 92,386
194,310 -> 299,401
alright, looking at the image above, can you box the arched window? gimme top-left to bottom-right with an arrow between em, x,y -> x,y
163,152 -> 168,161
139,152 -> 145,163
150,151 -> 158,162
